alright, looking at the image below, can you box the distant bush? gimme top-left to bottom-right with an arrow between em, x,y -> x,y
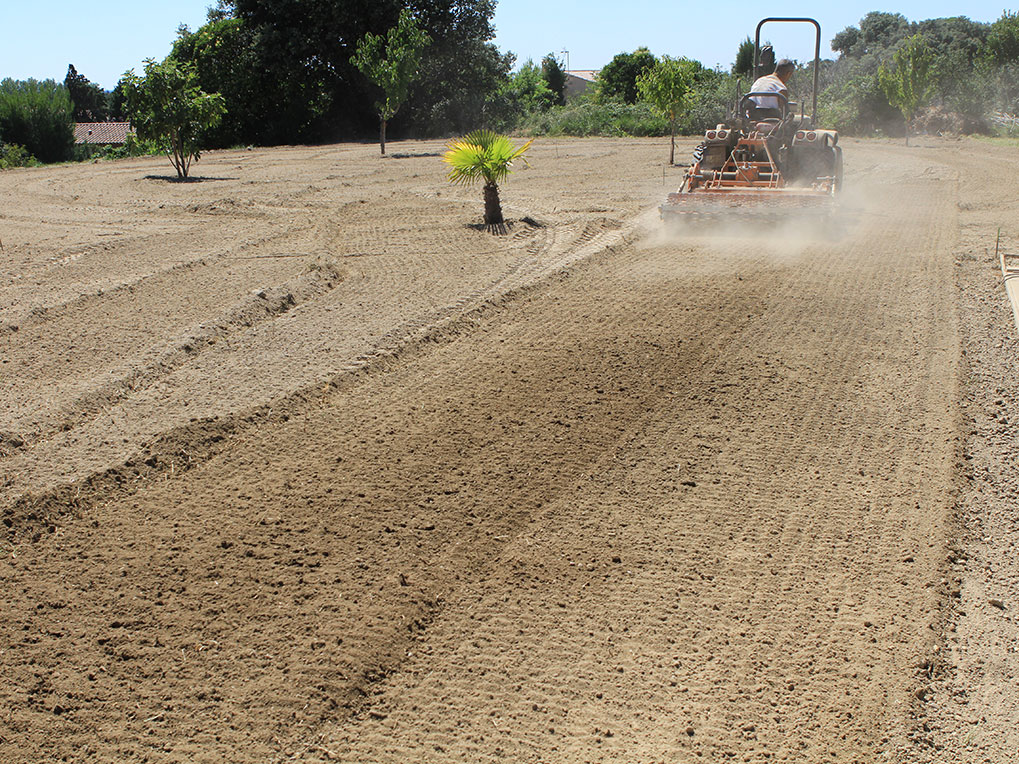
0,79 -> 75,163
519,99 -> 668,137
0,142 -> 39,168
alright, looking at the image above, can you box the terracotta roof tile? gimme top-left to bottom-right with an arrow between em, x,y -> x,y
74,123 -> 133,145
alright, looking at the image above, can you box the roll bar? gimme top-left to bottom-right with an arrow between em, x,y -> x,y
753,17 -> 821,122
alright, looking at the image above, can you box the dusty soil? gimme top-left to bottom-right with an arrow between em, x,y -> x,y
0,136 -> 1015,763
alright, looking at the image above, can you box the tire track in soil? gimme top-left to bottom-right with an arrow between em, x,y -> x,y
1,263 -> 344,458
0,232 -> 765,764
0,198 -> 632,526
1,151 -> 963,763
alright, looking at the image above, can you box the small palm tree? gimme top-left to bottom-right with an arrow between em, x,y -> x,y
442,130 -> 533,228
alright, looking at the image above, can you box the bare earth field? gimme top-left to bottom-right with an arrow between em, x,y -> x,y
1,136 -> 1016,763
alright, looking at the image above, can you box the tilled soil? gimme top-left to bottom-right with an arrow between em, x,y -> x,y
0,137 -> 1015,763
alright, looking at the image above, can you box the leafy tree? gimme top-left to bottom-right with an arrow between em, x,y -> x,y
878,34 -> 936,144
733,37 -> 755,80
984,10 -> 1019,65
826,12 -> 997,135
219,0 -> 507,143
636,56 -> 698,164
442,129 -> 531,227
407,37 -> 513,136
171,18 -> 265,147
352,8 -> 431,154
833,12 -> 914,60
598,47 -> 656,104
107,80 -> 129,122
0,79 -> 75,163
541,53 -> 566,106
394,0 -> 512,136
64,65 -> 109,122
504,60 -> 555,113
917,16 -> 987,68
122,58 -> 226,178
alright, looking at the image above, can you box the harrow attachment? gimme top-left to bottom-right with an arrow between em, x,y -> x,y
660,187 -> 837,228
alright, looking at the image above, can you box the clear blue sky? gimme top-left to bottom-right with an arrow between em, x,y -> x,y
1,1 -> 1014,90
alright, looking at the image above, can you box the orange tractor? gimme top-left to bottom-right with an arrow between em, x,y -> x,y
661,17 -> 843,225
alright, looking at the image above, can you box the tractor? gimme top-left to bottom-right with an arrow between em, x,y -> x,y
661,17 -> 843,225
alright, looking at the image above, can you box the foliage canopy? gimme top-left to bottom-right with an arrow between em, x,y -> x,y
123,58 -> 226,178
878,34 -> 936,143
541,54 -> 567,106
598,48 -> 656,104
352,8 -> 431,154
64,65 -> 108,122
733,38 -> 755,79
199,0 -> 506,142
0,79 -> 74,163
637,56 -> 698,164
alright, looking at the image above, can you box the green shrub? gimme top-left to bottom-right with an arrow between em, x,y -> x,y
0,142 -> 39,168
72,133 -> 161,162
0,79 -> 75,162
519,100 -> 668,137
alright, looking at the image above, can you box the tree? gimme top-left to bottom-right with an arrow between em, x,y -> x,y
221,0 -> 507,143
122,58 -> 226,178
107,80 -> 129,122
442,129 -> 532,227
376,0 -> 512,136
64,65 -> 109,122
878,34 -> 936,145
541,53 -> 566,106
0,78 -> 75,163
984,10 -> 1019,65
983,11 -> 1019,112
733,37 -> 755,80
598,47 -> 656,104
171,18 -> 263,147
833,12 -> 914,60
504,60 -> 555,113
352,8 -> 431,155
636,56 -> 698,164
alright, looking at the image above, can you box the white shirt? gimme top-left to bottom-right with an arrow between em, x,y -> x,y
750,74 -> 787,110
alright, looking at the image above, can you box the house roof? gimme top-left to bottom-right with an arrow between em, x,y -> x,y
74,122 -> 133,145
567,70 -> 599,82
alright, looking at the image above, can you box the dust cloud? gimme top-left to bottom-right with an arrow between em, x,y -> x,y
636,177 -> 891,264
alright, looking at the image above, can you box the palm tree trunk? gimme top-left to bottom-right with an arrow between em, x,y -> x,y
483,182 -> 503,225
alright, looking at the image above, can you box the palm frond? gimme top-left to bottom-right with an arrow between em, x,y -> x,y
443,130 -> 532,186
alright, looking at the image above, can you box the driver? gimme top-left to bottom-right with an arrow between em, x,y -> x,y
750,59 -> 795,118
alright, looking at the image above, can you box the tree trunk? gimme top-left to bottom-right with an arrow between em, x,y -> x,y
380,119 -> 387,155
669,120 -> 676,165
483,182 -> 503,226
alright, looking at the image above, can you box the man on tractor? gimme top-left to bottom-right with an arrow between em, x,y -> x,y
750,59 -> 795,119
